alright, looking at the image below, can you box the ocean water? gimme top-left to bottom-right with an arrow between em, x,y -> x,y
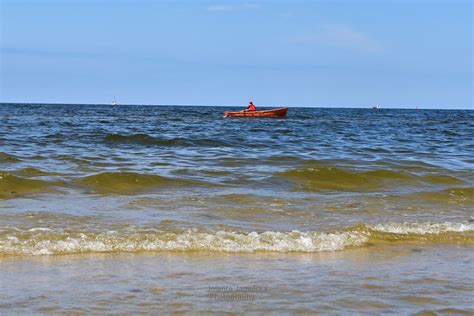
0,104 -> 473,314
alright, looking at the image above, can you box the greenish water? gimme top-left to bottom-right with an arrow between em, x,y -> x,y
0,104 -> 473,313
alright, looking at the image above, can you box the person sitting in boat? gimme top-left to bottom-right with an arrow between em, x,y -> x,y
246,101 -> 256,112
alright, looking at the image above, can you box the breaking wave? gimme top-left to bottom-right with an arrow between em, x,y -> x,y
280,167 -> 465,192
75,172 -> 206,194
0,169 -> 217,198
0,222 -> 472,256
0,172 -> 56,199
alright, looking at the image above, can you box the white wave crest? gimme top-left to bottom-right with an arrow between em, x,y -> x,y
1,221 -> 472,256
370,222 -> 474,235
0,230 -> 369,256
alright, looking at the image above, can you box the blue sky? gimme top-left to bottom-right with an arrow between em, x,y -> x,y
1,0 -> 472,108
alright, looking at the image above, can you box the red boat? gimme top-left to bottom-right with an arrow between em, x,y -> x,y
224,107 -> 288,118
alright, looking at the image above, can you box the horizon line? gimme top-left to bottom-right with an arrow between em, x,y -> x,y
0,102 -> 472,110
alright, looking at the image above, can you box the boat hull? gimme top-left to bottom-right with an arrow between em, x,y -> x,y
224,107 -> 288,118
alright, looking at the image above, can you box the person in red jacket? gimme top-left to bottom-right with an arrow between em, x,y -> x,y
247,101 -> 256,111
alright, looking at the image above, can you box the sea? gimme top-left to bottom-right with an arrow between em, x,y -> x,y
0,103 -> 473,314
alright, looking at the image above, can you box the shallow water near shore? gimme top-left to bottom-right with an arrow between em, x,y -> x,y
1,243 -> 472,314
0,104 -> 473,313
